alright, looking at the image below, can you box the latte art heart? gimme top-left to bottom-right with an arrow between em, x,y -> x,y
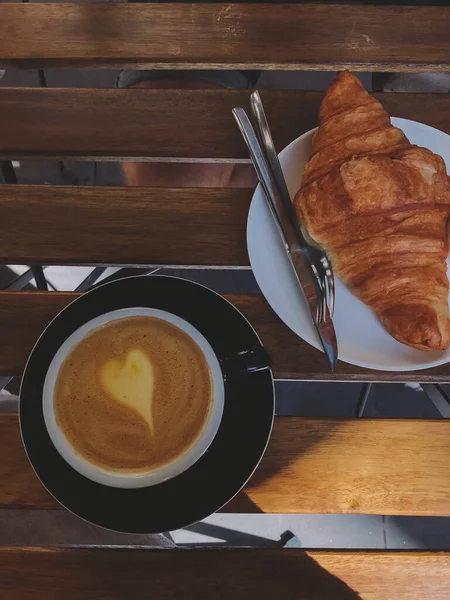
100,349 -> 154,433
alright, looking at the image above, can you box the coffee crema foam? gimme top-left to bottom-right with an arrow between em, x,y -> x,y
54,316 -> 213,473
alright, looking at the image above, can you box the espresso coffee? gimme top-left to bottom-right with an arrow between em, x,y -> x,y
54,316 -> 213,473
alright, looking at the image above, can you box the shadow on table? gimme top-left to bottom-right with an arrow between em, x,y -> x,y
263,551 -> 362,600
35,547 -> 362,600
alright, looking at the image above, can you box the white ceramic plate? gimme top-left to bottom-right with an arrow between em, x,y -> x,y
247,118 -> 450,371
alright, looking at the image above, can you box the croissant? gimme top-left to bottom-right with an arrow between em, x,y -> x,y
294,71 -> 450,351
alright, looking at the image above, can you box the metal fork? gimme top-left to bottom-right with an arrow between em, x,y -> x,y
233,107 -> 325,324
249,91 -> 335,319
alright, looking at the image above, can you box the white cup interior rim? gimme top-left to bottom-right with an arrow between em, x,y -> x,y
42,307 -> 225,489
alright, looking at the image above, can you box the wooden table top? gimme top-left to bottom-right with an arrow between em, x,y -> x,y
0,88 -> 449,161
2,412 -> 450,516
0,3 -> 449,72
1,547 -> 449,600
1,4 -> 450,595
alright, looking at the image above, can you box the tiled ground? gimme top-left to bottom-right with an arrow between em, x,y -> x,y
1,66 -> 450,549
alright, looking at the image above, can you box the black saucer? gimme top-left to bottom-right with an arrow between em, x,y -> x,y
20,275 -> 274,533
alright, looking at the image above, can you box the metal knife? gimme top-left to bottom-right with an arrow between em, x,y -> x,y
232,107 -> 338,370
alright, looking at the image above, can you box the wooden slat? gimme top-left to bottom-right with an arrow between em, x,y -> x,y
0,186 -> 250,266
2,291 -> 450,382
1,89 -> 450,160
1,547 -> 449,600
2,414 -> 450,516
0,4 -> 449,72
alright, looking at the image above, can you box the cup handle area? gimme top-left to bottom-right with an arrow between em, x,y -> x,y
220,347 -> 271,378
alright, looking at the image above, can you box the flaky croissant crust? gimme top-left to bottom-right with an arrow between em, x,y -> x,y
294,72 -> 450,351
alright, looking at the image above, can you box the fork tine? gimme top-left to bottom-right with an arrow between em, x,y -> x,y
320,255 -> 335,319
317,266 -> 327,324
325,259 -> 335,318
327,268 -> 335,318
307,256 -> 325,323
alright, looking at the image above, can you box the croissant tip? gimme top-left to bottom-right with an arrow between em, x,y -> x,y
381,308 -> 450,352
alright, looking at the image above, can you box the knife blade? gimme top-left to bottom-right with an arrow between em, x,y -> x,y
232,107 -> 338,370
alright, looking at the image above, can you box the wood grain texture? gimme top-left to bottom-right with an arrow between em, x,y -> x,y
1,547 -> 450,600
0,89 -> 449,160
0,186 -> 250,266
3,414 -> 450,516
2,291 -> 450,382
0,4 -> 449,72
